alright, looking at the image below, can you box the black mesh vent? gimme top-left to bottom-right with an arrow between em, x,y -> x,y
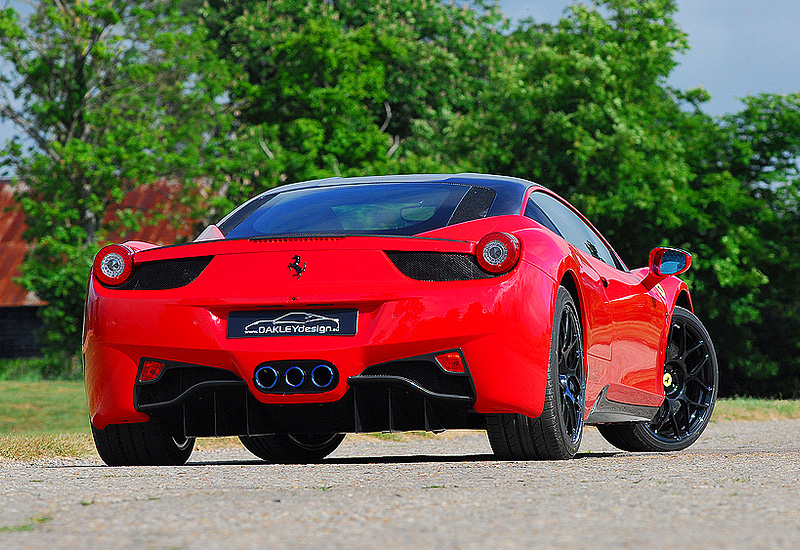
112,256 -> 213,290
448,186 -> 495,225
360,360 -> 474,399
385,251 -> 498,281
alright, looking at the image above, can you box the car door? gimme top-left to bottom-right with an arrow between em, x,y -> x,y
590,258 -> 668,400
529,191 -> 665,404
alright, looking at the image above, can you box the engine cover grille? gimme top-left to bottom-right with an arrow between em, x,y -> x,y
112,256 -> 213,290
385,251 -> 498,281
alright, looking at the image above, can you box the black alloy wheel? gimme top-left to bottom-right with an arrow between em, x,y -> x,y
557,297 -> 585,447
646,307 -> 717,444
597,307 -> 718,452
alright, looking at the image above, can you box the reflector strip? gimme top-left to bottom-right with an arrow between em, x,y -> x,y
435,352 -> 466,373
140,360 -> 165,382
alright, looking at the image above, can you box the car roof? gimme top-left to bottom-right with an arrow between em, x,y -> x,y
245,173 -> 543,218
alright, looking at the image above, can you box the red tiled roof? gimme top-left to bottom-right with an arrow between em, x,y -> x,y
0,178 -> 201,308
0,181 -> 43,306
102,179 -> 198,245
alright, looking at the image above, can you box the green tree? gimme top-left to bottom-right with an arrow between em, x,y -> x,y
680,94 -> 800,394
448,0 -> 694,257
198,0 -> 506,214
0,0 -> 233,366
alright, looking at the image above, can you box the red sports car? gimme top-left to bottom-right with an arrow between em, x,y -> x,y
84,174 -> 718,465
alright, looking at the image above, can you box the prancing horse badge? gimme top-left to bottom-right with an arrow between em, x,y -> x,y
288,255 -> 307,279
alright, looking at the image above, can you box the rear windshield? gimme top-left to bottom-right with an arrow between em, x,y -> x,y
225,183 -> 477,238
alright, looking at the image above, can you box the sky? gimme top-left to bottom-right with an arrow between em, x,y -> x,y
1,1 -> 799,147
500,0 -> 800,115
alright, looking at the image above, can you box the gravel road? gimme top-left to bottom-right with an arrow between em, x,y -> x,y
2,420 -> 799,549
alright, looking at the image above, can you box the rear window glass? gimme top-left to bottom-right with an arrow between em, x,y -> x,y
225,183 -> 473,238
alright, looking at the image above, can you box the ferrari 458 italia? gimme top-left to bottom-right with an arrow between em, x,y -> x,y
84,174 -> 718,465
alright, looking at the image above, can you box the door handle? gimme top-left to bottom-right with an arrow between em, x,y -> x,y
601,277 -> 609,288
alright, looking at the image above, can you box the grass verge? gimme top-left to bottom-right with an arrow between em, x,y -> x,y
711,397 -> 800,422
0,357 -> 82,382
0,381 -> 89,435
0,433 -> 96,461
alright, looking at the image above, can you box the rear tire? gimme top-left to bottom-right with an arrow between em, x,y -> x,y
91,419 -> 195,466
597,307 -> 718,452
487,286 -> 585,460
239,433 -> 345,463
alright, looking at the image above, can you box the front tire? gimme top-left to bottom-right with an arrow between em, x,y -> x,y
239,433 -> 345,463
91,418 -> 195,466
487,286 -> 585,460
598,306 -> 718,452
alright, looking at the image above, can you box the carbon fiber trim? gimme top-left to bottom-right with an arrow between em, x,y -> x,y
585,386 -> 662,424
385,251 -> 498,281
448,186 -> 495,225
135,360 -> 242,410
109,256 -> 213,290
351,352 -> 475,400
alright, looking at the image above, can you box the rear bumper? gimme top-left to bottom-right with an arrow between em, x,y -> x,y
147,385 -> 486,437
127,355 -> 484,437
84,259 -> 555,431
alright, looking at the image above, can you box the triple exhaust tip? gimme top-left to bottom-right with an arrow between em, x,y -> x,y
254,364 -> 335,391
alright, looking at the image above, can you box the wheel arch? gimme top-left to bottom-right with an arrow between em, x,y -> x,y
675,289 -> 693,312
557,269 -> 591,395
659,276 -> 693,314
558,269 -> 583,334
656,283 -> 695,404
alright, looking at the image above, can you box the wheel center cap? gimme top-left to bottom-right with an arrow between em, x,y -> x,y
663,372 -> 673,388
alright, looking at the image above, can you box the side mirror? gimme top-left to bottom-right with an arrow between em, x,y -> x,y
649,247 -> 691,276
642,247 -> 691,289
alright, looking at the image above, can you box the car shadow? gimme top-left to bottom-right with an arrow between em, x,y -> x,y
46,451 -> 620,469
182,450 -> 620,466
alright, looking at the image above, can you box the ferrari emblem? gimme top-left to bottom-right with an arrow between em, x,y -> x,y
663,372 -> 673,388
288,255 -> 307,279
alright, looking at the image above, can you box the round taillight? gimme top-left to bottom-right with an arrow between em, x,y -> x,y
93,244 -> 134,286
476,232 -> 520,274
